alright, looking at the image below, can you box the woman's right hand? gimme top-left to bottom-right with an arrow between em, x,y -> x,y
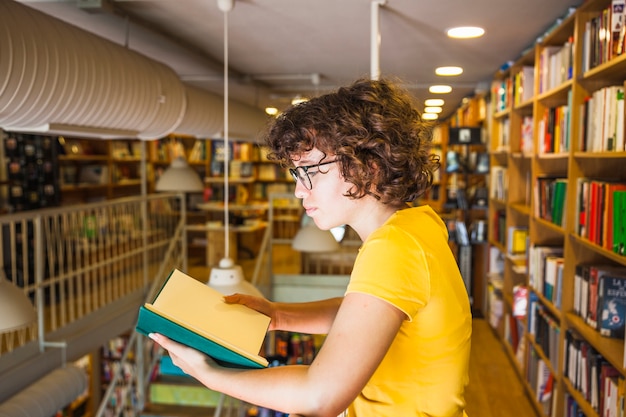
223,293 -> 278,330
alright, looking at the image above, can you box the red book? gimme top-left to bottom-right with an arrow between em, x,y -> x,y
589,181 -> 600,244
603,182 -> 626,250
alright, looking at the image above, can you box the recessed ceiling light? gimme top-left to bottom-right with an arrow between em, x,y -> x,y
447,26 -> 485,39
424,99 -> 445,106
429,85 -> 452,94
422,113 -> 438,120
424,106 -> 443,113
265,107 -> 278,116
435,66 -> 463,76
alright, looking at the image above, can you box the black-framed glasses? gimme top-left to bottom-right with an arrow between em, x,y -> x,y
289,160 -> 337,190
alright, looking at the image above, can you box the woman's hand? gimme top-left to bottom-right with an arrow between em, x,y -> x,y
223,293 -> 278,330
149,333 -> 216,382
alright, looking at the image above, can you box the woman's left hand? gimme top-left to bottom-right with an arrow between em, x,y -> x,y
149,333 -> 216,380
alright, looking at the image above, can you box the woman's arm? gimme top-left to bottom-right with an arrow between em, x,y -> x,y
151,292 -> 405,417
224,294 -> 343,334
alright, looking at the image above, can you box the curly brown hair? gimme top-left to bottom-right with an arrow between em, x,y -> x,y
264,77 -> 440,205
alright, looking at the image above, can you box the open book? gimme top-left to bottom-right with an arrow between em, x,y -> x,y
136,269 -> 271,369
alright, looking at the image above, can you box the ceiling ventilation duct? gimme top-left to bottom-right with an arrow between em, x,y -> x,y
227,100 -> 269,143
0,1 -> 185,139
0,1 -> 266,141
0,365 -> 87,417
178,84 -> 268,142
177,85 -> 224,139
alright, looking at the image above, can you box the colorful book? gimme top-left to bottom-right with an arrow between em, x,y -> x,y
599,273 -> 626,337
550,179 -> 568,226
544,256 -> 564,304
587,265 -> 626,329
602,183 -> 626,249
136,269 -> 271,369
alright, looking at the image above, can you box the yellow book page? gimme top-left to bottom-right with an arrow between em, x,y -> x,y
147,269 -> 271,362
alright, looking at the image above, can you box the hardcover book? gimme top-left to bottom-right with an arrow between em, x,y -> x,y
599,274 -> 626,338
136,269 -> 271,369
587,265 -> 626,329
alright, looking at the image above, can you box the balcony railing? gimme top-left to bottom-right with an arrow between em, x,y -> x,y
0,193 -> 188,416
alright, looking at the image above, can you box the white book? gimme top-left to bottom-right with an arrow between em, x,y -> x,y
615,87 -> 626,152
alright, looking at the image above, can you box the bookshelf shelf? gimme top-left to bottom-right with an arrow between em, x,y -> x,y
570,235 -> 626,266
562,376 -> 599,417
510,203 -> 531,216
204,176 -> 255,184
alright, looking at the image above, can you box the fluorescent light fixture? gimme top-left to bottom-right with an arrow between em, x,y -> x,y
424,99 -> 445,107
422,113 -> 439,120
447,26 -> 485,39
435,66 -> 463,76
265,107 -> 279,116
429,85 -> 452,94
424,107 -> 443,113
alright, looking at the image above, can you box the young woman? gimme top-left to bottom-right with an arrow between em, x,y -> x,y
150,77 -> 472,417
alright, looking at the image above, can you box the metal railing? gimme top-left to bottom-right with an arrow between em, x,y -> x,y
0,193 -> 188,416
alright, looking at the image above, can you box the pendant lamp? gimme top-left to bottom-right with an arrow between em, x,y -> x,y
208,0 -> 262,298
291,215 -> 340,253
155,156 -> 204,192
0,277 -> 36,333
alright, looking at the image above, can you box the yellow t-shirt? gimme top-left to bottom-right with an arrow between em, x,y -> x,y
345,206 -> 472,417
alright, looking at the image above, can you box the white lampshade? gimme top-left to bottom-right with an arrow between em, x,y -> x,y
0,278 -> 36,332
155,156 -> 204,192
292,222 -> 340,253
208,257 -> 263,297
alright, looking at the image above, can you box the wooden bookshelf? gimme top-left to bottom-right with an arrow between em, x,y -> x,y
484,1 -> 626,416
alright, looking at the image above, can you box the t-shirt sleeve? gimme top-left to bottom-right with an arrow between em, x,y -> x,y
346,226 -> 431,320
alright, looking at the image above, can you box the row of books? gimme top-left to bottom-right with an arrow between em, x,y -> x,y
537,96 -> 572,155
494,117 -> 510,151
208,141 -> 259,163
528,245 -> 564,309
574,263 -> 626,338
534,177 -> 567,227
492,77 -> 513,114
574,178 -> 626,254
153,138 -> 267,163
528,295 -> 561,368
527,348 -> 556,417
489,166 -> 508,201
513,66 -> 535,106
537,36 -> 574,94
564,329 -> 624,414
565,384 -> 624,417
208,160 -> 255,178
582,0 -> 626,73
579,85 -> 625,153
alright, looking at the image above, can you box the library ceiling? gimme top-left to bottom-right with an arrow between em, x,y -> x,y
17,0 -> 582,121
